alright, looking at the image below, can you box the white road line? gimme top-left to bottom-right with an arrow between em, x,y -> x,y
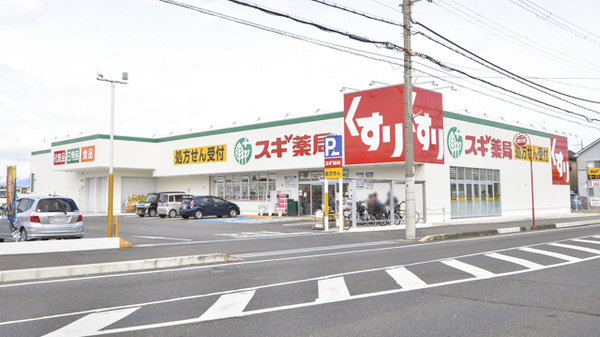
571,238 -> 600,245
42,307 -> 140,337
520,247 -> 581,262
316,277 -> 351,302
549,242 -> 600,255
485,253 -> 543,270
236,241 -> 396,258
200,291 -> 255,321
132,236 -> 192,241
386,267 -> 427,290
441,259 -> 495,278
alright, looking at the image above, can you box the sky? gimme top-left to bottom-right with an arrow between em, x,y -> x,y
2,0 -> 600,180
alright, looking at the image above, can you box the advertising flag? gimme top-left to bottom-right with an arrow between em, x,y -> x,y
6,166 -> 20,239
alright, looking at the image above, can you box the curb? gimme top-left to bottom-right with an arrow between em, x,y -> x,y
0,237 -> 133,256
418,219 -> 600,243
0,253 -> 240,283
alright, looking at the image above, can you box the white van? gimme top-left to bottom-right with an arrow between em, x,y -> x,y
157,193 -> 193,218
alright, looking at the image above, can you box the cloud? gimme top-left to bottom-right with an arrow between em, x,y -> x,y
0,0 -> 42,25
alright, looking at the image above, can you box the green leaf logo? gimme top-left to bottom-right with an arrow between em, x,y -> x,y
234,138 -> 252,165
447,127 -> 463,159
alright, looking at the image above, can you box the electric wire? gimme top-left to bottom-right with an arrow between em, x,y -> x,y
307,0 -> 600,107
437,0 -> 600,75
157,0 -> 599,133
510,0 -> 600,47
415,21 -> 600,107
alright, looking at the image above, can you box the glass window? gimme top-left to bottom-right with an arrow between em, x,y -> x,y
450,167 -> 500,218
457,167 -> 465,180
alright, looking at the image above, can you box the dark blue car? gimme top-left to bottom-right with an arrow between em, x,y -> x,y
179,195 -> 240,219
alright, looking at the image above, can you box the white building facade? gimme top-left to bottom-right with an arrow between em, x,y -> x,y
30,109 -> 571,225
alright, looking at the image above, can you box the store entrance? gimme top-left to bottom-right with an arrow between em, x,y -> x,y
299,181 -> 349,215
299,183 -> 323,216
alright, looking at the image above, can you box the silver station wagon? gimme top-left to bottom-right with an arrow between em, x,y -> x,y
0,195 -> 84,242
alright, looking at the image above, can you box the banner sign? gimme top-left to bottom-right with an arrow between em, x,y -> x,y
588,168 -> 600,180
514,144 -> 549,163
6,166 -> 19,239
54,146 -> 96,165
344,85 -> 444,165
174,145 -> 226,165
550,135 -> 569,185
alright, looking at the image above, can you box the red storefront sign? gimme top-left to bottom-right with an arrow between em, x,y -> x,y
550,135 -> 569,185
53,150 -> 66,165
343,85 -> 444,165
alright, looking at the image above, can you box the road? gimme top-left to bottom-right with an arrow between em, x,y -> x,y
1,217 -> 600,336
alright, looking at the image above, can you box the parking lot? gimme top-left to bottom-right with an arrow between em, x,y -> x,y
82,213 -> 318,246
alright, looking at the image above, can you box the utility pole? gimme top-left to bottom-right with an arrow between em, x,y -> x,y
403,0 -> 416,240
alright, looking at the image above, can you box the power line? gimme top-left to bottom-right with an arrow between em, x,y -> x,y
411,64 -> 600,132
510,0 -> 600,47
157,0 -> 599,130
309,0 -> 404,27
220,0 -> 391,46
416,51 -> 600,123
307,0 -> 600,107
415,21 -> 600,108
436,0 -> 600,75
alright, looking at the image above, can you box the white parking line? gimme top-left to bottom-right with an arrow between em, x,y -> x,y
199,291 -> 255,321
386,267 -> 427,290
132,236 -> 192,241
441,259 -> 495,278
519,247 -> 581,262
316,277 -> 351,302
485,253 -> 543,270
549,242 -> 600,255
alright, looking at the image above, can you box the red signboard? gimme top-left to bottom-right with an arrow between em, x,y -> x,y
550,135 -> 569,185
324,158 -> 343,168
53,150 -> 66,165
343,85 -> 444,165
513,133 -> 528,148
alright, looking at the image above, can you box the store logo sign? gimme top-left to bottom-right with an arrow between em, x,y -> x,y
235,138 -> 252,165
447,127 -> 463,158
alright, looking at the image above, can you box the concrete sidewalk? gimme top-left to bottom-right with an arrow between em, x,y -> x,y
1,213 -> 599,284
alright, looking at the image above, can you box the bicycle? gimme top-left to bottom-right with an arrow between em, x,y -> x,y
394,201 -> 421,224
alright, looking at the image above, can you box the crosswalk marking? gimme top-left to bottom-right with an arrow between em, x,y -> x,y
42,307 -> 140,337
386,267 -> 428,290
441,259 -> 495,278
549,242 -> 600,255
571,238 -> 600,245
485,253 -> 543,269
200,291 -> 255,321
520,247 -> 580,262
316,277 -> 351,302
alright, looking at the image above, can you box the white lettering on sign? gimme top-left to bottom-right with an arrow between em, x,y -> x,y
325,138 -> 340,157
551,137 -> 568,182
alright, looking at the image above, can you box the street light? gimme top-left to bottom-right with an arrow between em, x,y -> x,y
97,72 -> 128,237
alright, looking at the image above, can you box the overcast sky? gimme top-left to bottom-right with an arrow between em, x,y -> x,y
2,0 -> 600,180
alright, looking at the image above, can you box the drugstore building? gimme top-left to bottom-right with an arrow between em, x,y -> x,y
30,85 -> 571,224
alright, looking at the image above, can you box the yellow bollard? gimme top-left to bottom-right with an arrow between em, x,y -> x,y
115,217 -> 119,237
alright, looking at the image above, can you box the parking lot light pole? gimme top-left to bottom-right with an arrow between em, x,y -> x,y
97,72 -> 128,237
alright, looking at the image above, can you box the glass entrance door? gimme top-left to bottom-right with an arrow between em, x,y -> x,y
299,183 -> 323,215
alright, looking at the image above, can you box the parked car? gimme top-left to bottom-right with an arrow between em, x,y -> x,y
157,192 -> 193,218
136,191 -> 183,217
179,195 -> 240,219
570,193 -> 582,210
0,195 -> 84,242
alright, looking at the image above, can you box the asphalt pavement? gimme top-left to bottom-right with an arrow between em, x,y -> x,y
1,212 -> 599,282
